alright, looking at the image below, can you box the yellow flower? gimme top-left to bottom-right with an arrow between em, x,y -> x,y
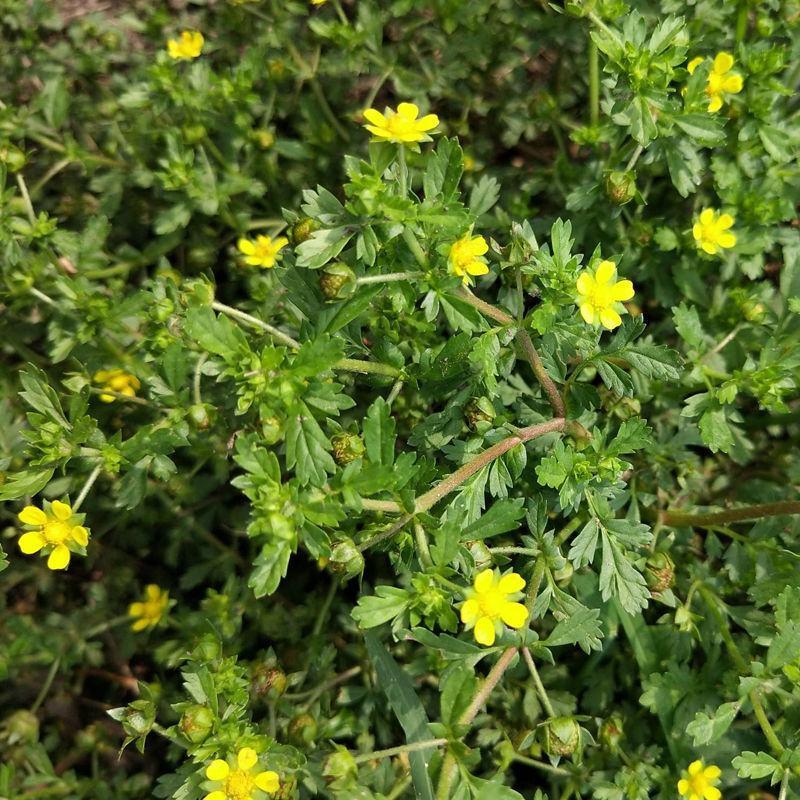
692,209 -> 736,255
687,52 -> 743,113
128,585 -> 170,632
576,260 -> 635,331
460,569 -> 528,647
448,233 -> 489,285
17,500 -> 90,570
678,760 -> 722,800
237,235 -> 288,269
204,747 -> 280,800
94,369 -> 141,403
167,31 -> 204,60
361,102 -> 439,144
311,0 -> 327,4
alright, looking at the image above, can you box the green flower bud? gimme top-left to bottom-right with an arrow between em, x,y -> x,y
2,710 -> 39,745
645,551 -> 675,594
0,143 -> 27,171
543,717 -> 580,757
288,713 -> 318,747
261,415 -> 283,444
604,171 -> 636,205
180,278 -> 215,308
629,220 -> 653,246
331,432 -> 366,465
328,538 -> 365,580
565,0 -> 596,18
251,664 -> 288,701
290,217 -> 319,246
193,634 -> 221,662
323,746 -> 358,784
182,124 -> 207,145
188,403 -> 215,430
319,262 -> 357,301
179,704 -> 214,744
463,397 -> 495,429
121,700 -> 155,738
599,713 -> 624,750
553,561 -> 574,588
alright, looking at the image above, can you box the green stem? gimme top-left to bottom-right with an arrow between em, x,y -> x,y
355,271 -> 420,285
361,498 -> 402,513
398,144 -> 408,197
193,354 -> 208,406
522,647 -> 555,716
30,655 -> 61,713
211,300 -> 301,349
73,464 -> 102,513
661,501 -> 800,528
357,513 -> 413,553
699,586 -> 784,756
402,228 -> 428,268
16,173 -> 37,224
353,738 -> 448,764
335,357 -> 402,377
624,144 -> 644,172
524,557 -> 546,615
487,546 -> 539,556
511,752 -> 571,777
588,37 -> 599,127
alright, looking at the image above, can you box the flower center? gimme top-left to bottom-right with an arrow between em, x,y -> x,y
686,774 -> 710,796
43,521 -> 71,544
140,600 -> 163,623
586,282 -> 614,312
385,114 -> 417,137
224,770 -> 254,800
450,243 -> 474,272
477,588 -> 507,619
706,72 -> 724,94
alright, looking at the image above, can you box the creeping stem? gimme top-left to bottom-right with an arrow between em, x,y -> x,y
660,501 -> 800,528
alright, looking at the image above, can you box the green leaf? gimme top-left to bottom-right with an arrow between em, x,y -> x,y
0,468 -> 55,501
352,586 -> 410,628
295,227 -> 354,269
767,621 -> 800,671
698,406 -> 735,454
461,499 -> 526,541
672,302 -> 705,349
364,397 -> 396,467
469,175 -> 500,217
542,606 -> 603,653
673,114 -> 726,146
439,664 -> 477,726
184,308 -> 248,361
607,418 -> 653,455
423,137 -> 463,203
285,402 -> 336,486
686,702 -> 740,746
249,539 -> 292,598
19,367 -> 70,429
731,751 -> 783,783
599,529 -> 649,614
568,519 -> 599,569
364,633 -> 436,800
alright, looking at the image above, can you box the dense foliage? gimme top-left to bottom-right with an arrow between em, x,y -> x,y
1,1 -> 800,799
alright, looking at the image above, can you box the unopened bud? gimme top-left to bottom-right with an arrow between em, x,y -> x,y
179,704 -> 214,744
463,397 -> 495,429
251,665 -> 288,701
328,538 -> 365,580
645,552 -> 675,594
543,717 -> 580,757
288,713 -> 318,747
604,171 -> 636,205
319,262 -> 356,301
290,217 -> 319,246
331,432 -> 365,465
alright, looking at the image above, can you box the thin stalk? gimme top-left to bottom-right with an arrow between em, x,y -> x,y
30,655 -> 61,713
88,387 -> 150,406
398,144 -> 408,197
355,271 -> 420,285
413,520 -> 434,569
661,501 -> 800,528
285,665 -> 362,701
386,379 -> 403,405
211,300 -> 300,349
16,173 -> 37,224
588,38 -> 599,127
193,353 -> 208,405
522,647 -> 556,716
30,287 -> 56,306
335,357 -> 401,377
624,144 -> 644,173
487,546 -> 538,556
357,513 -> 413,553
402,228 -> 428,268
778,771 -> 789,800
72,464 -> 102,512
511,752 -> 571,777
353,738 -> 447,764
361,498 -> 402,513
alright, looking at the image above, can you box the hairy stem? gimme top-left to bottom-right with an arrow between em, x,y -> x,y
588,37 -> 599,127
661,501 -> 800,528
353,738 -> 448,764
73,464 -> 103,513
522,647 -> 555,717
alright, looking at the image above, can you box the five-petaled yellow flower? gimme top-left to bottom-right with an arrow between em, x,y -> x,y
204,747 -> 280,800
687,52 -> 743,113
94,369 -> 141,403
693,209 -> 736,255
17,500 -> 89,570
576,260 -> 635,331
362,102 -> 439,144
449,233 -> 489,285
167,31 -> 204,60
237,235 -> 289,269
128,585 -> 170,632
311,0 -> 327,4
460,569 -> 528,647
678,760 -> 722,800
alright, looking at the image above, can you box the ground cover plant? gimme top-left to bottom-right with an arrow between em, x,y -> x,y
1,0 -> 800,798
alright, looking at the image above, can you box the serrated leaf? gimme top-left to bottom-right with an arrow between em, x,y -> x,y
686,702 -> 740,746
731,751 -> 783,783
469,175 -> 500,217
542,606 -> 603,653
285,402 -> 336,486
461,498 -> 526,541
364,397 -> 396,467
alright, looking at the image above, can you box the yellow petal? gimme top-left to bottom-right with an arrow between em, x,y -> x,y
466,261 -> 489,277
50,500 -> 73,521
595,260 -> 616,285
362,108 -> 386,126
131,617 -> 150,632
128,602 -> 145,617
699,209 -> 715,225
474,616 -> 496,646
145,584 -> 161,601
701,240 -> 718,255
460,598 -> 480,625
238,238 -> 256,255
500,601 -> 528,629
19,506 -> 47,525
237,746 -> 258,770
273,237 -> 289,253
206,759 -> 230,781
692,223 -> 703,242
47,545 -> 71,570
498,573 -> 525,594
707,95 -> 723,113
610,279 -> 635,302
19,531 -> 46,554
416,113 -> 439,131
678,779 -> 690,795
576,272 -> 593,296
204,793 -> 227,800
469,236 -> 488,256
722,74 -> 743,94
687,761 -> 703,777
579,302 -> 596,325
254,771 -> 280,793
717,213 -> 734,230
474,569 -> 495,593
718,232 -> 736,249
703,765 -> 721,780
396,102 -> 419,119
364,124 -> 392,139
713,51 -> 734,74
703,788 -> 721,800
600,308 -> 622,330
686,56 -> 704,75
70,525 -> 89,546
